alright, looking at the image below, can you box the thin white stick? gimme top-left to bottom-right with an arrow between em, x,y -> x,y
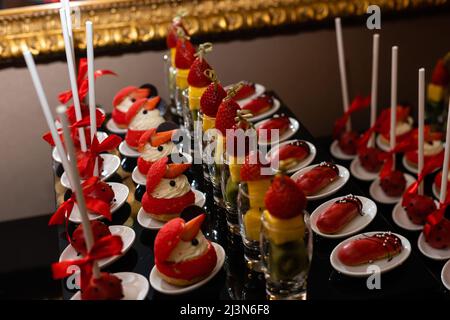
86,21 -> 98,176
58,106 -> 100,279
60,8 -> 87,152
439,99 -> 450,204
61,0 -> 75,60
390,46 -> 398,171
369,34 -> 379,147
23,49 -> 75,186
418,68 -> 425,195
335,17 -> 350,131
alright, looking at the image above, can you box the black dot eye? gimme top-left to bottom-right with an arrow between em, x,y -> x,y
178,136 -> 183,142
191,238 -> 199,246
157,146 -> 163,152
131,98 -> 136,103
143,110 -> 148,115
170,180 -> 176,187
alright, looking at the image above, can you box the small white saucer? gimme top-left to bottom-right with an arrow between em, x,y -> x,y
137,190 -> 206,230
402,156 -> 419,174
375,134 -> 391,152
441,259 -> 450,290
330,231 -> 411,277
350,157 -> 379,181
391,201 -> 437,231
291,164 -> 350,201
68,182 -> 129,223
71,272 -> 149,300
247,98 -> 281,122
369,174 -> 416,204
118,141 -> 141,158
255,117 -> 300,145
60,225 -> 136,268
432,183 -> 443,200
149,242 -> 225,295
330,140 -> 356,160
227,83 -> 265,106
52,132 -> 109,163
106,118 -> 128,134
310,195 -> 377,239
418,232 -> 450,260
132,167 -> 147,186
60,154 -> 121,189
266,139 -> 316,174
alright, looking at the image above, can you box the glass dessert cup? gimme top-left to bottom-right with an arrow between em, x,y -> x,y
261,212 -> 312,300
163,54 -> 177,116
205,133 -> 225,207
175,68 -> 189,119
182,88 -> 201,137
221,153 -> 243,235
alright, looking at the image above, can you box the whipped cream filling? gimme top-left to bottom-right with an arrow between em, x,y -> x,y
151,175 -> 191,199
141,141 -> 176,162
129,109 -> 164,130
116,96 -> 134,113
395,117 -> 413,136
424,140 -> 443,156
167,230 -> 209,263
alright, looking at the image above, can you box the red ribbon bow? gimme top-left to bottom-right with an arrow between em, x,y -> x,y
58,58 -> 117,104
424,198 -> 450,238
77,134 -> 122,178
333,95 -> 371,139
377,106 -> 411,136
378,135 -> 418,178
49,176 -> 113,226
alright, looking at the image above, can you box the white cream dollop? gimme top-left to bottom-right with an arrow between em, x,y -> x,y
151,175 -> 191,199
129,109 -> 164,131
424,140 -> 443,156
141,141 -> 177,162
395,117 -> 413,136
167,230 -> 209,263
116,96 -> 134,113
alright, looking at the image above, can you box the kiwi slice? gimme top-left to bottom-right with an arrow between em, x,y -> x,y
269,240 -> 309,281
225,177 -> 239,207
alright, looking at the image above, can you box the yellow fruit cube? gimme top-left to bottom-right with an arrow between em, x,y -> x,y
244,208 -> 262,241
229,155 -> 244,183
176,68 -> 189,89
202,115 -> 216,132
248,179 -> 271,209
428,84 -> 444,103
170,48 -> 176,68
188,86 -> 206,110
263,210 -> 305,245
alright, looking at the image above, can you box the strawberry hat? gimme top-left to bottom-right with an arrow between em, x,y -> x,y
145,157 -> 191,193
125,96 -> 161,125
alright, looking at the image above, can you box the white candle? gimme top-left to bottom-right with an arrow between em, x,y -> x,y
369,34 -> 379,147
390,46 -> 398,170
335,17 -> 351,131
439,99 -> 450,204
86,21 -> 98,176
58,106 -> 100,279
60,8 -> 87,152
418,68 -> 425,195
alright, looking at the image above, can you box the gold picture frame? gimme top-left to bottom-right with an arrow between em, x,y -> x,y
0,0 -> 448,62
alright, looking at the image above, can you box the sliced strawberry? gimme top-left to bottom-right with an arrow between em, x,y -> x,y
273,141 -> 310,163
265,175 -> 307,219
180,214 -> 205,241
188,58 -> 212,87
175,38 -> 196,69
200,82 -> 227,117
215,99 -> 241,135
233,81 -> 256,101
154,217 -> 184,262
146,157 -> 168,193
241,95 -> 273,115
257,116 -> 290,142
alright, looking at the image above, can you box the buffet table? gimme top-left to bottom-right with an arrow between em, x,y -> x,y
56,93 -> 450,300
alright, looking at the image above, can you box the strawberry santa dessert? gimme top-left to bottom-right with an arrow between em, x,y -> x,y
112,85 -> 154,128
141,156 -> 195,222
137,122 -> 179,175
404,127 -> 444,169
124,96 -> 165,149
154,214 -> 217,286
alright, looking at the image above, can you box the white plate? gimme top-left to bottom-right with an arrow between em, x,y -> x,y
149,242 -> 225,295
432,182 -> 443,200
68,182 -> 129,223
137,190 -> 206,230
60,154 -> 121,189
226,83 -> 265,106
418,232 -> 450,260
60,225 -> 135,268
350,157 -> 379,181
246,98 -> 281,122
330,140 -> 356,160
106,118 -> 128,134
52,132 -> 109,163
402,155 -> 419,174
392,202 -> 424,231
369,174 -> 416,204
71,272 -> 149,300
291,164 -> 350,201
255,117 -> 300,145
330,231 -> 411,277
441,259 -> 450,290
375,134 -> 391,152
266,139 -> 316,174
119,141 -> 141,158
310,195 -> 377,239
132,166 -> 147,186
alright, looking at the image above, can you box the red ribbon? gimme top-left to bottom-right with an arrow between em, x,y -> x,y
58,58 -> 117,104
424,201 -> 449,238
77,135 -> 122,178
378,135 -> 418,178
49,177 -> 113,226
333,95 -> 371,139
377,106 -> 411,136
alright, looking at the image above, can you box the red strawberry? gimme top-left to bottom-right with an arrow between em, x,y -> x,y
154,218 -> 184,262
166,20 -> 188,49
215,99 -> 241,135
264,175 -> 307,219
380,170 -> 406,197
175,38 -> 196,69
200,82 -> 227,117
242,95 -> 273,115
240,151 -> 269,181
273,140 -> 310,163
187,58 -> 212,87
87,181 -> 115,204
402,194 -> 436,225
71,221 -> 111,256
431,59 -> 449,86
425,218 -> 450,249
257,116 -> 290,142
146,157 -> 169,193
338,131 -> 359,155
233,81 -> 256,101
82,272 -> 123,300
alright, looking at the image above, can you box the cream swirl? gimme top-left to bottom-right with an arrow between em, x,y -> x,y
424,140 -> 443,156
151,175 -> 191,199
129,109 -> 164,130
167,230 -> 209,263
141,141 -> 176,162
116,96 -> 134,113
395,117 -> 413,136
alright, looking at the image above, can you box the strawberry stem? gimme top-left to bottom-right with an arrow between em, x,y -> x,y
226,82 -> 244,101
195,42 -> 213,61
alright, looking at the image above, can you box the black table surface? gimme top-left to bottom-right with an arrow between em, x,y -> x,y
58,93 -> 450,300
